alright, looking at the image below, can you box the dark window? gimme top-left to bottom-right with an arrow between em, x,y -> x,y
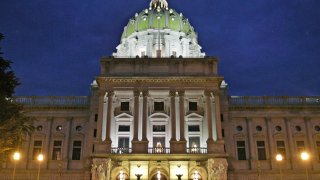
36,126 -> 43,131
118,137 -> 130,148
93,129 -> 97,138
257,141 -> 267,160
154,102 -> 164,111
236,126 -> 243,131
295,126 -> 302,132
172,51 -> 177,57
276,141 -> 286,159
189,102 -> 197,111
33,140 -> 42,160
220,114 -> 224,122
94,114 -> 98,122
316,141 -> 320,160
256,126 -> 262,132
236,141 -> 246,160
153,125 -> 165,132
188,125 -> 200,132
189,137 -> 200,148
315,126 -> 320,132
222,129 -> 225,137
120,102 -> 130,111
75,126 -> 82,131
92,144 -> 95,153
72,141 -> 82,160
118,125 -> 130,132
156,50 -> 161,58
296,141 -> 305,154
275,126 -> 282,131
52,141 -> 62,160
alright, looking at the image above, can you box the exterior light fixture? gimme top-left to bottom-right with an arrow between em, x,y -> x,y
275,154 -> 283,180
193,170 -> 199,180
119,170 -> 124,180
135,165 -> 143,180
12,151 -> 21,180
37,154 -> 44,180
157,170 -> 161,180
176,165 -> 183,180
300,152 -> 310,180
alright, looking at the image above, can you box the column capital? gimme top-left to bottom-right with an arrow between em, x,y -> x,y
212,89 -> 221,96
177,90 -> 185,96
169,90 -> 177,97
106,90 -> 114,97
133,90 -> 140,97
142,90 -> 149,97
204,90 -> 213,97
98,89 -> 107,96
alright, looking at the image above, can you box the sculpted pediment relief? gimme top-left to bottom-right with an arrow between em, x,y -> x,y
186,113 -> 203,120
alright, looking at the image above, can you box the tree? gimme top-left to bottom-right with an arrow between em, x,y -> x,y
0,33 -> 34,163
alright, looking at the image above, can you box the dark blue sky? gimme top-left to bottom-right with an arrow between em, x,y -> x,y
0,0 -> 319,96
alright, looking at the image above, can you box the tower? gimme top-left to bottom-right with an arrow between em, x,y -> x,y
92,1 -> 228,179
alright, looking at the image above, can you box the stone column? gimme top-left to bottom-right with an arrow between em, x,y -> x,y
169,90 -> 179,153
178,90 -> 186,141
213,90 -> 223,141
96,90 -> 106,140
304,117 -> 314,170
285,118 -> 293,169
104,91 -> 114,153
205,91 -> 215,154
132,90 -> 140,141
139,90 -> 149,153
246,117 -> 253,170
265,117 -> 274,165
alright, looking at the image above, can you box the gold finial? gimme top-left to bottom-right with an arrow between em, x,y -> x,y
150,0 -> 168,10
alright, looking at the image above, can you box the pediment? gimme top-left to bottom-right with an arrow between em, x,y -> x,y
115,113 -> 133,120
186,113 -> 203,120
149,113 -> 169,120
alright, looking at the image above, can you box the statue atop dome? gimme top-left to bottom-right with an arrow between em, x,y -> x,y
150,0 -> 168,10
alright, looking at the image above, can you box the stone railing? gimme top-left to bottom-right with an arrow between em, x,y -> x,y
14,96 -> 90,107
229,96 -> 320,106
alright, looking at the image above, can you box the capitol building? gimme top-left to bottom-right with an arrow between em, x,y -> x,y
2,0 -> 320,179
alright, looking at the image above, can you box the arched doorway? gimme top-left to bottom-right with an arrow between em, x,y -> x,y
150,172 -> 168,180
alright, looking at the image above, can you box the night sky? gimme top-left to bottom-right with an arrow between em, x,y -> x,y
0,0 -> 319,96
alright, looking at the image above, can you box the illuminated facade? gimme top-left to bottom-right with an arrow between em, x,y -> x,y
2,0 -> 320,180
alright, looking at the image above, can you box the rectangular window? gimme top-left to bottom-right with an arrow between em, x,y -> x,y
276,141 -> 286,159
316,141 -> 320,160
120,102 -> 130,111
153,137 -> 165,148
33,140 -> 42,160
188,125 -> 200,132
296,141 -> 305,154
153,125 -> 166,132
220,114 -> 224,122
154,102 -> 164,111
222,129 -> 225,137
189,102 -> 198,111
92,144 -> 95,153
52,141 -> 62,160
236,141 -> 246,160
94,114 -> 98,122
189,137 -> 200,148
93,129 -> 97,138
72,141 -> 82,160
118,137 -> 130,148
257,141 -> 267,160
118,125 -> 130,132
141,51 -> 146,57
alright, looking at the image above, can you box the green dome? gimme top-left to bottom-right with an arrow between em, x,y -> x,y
121,8 -> 195,39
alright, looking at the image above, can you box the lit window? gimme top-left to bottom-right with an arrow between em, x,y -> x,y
276,141 -> 286,159
296,141 -> 305,154
118,137 -> 130,149
52,141 -> 62,160
72,141 -> 82,160
316,141 -> 320,160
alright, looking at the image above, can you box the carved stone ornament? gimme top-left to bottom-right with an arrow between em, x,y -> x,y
92,158 -> 112,180
207,158 -> 228,180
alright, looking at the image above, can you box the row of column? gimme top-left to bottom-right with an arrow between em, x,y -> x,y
96,89 -> 224,154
